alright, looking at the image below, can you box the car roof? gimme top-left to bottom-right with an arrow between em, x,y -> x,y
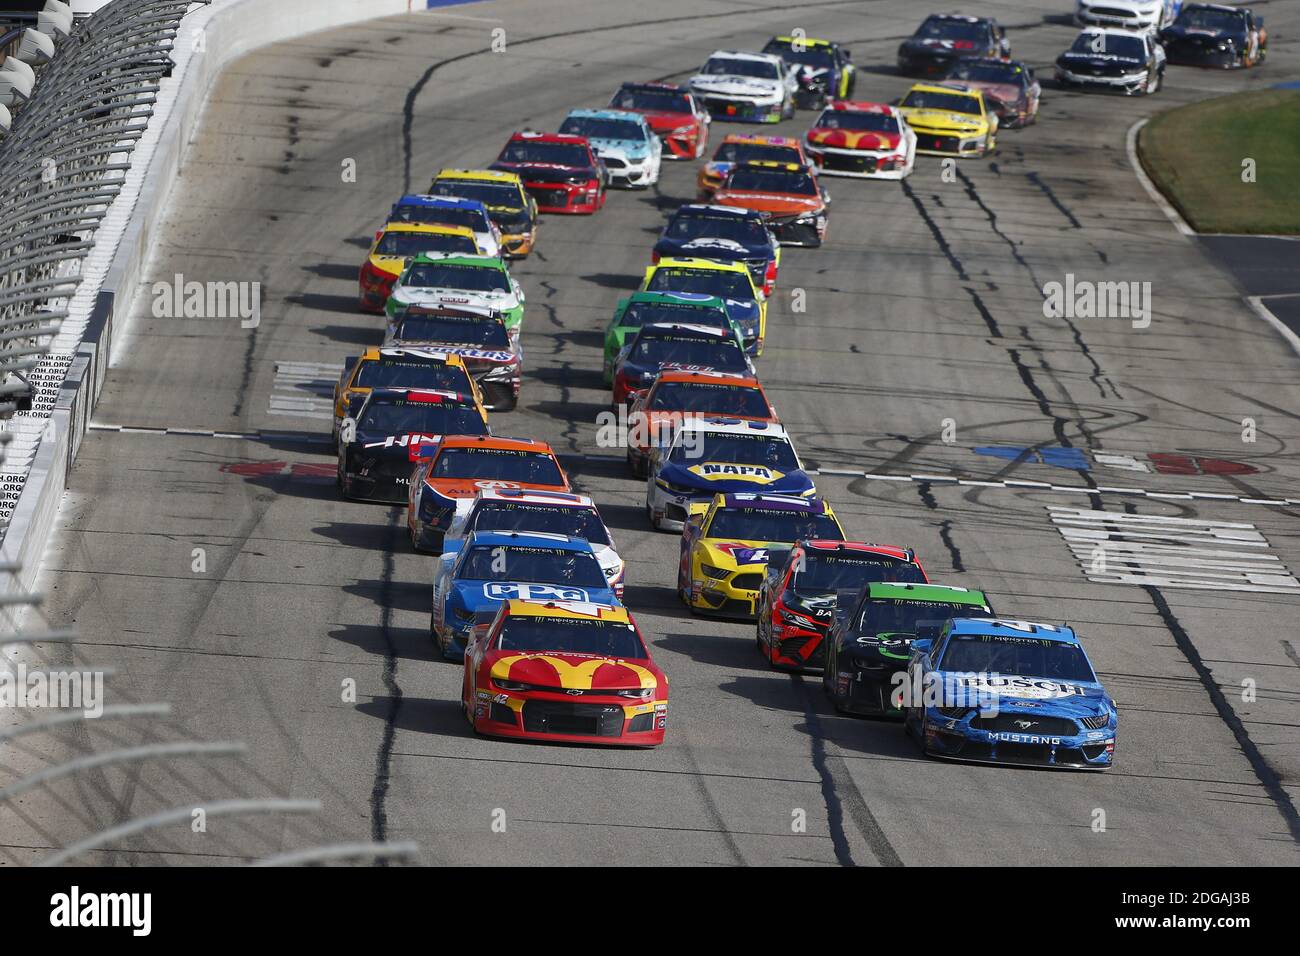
365,387 -> 476,405
652,256 -> 751,274
907,82 -> 983,98
672,203 -> 767,220
464,530 -> 595,551
565,107 -> 647,124
705,49 -> 784,64
769,35 -> 834,48
438,434 -> 556,452
434,168 -> 523,184
475,488 -> 595,508
801,541 -> 913,560
653,368 -> 761,386
507,130 -> 590,145
1076,26 -> 1151,39
358,347 -> 466,364
500,598 -> 630,623
947,619 -> 1081,644
635,322 -> 735,339
627,290 -> 728,308
379,222 -> 478,237
395,303 -> 503,322
825,100 -> 896,115
719,133 -> 801,147
716,492 -> 826,513
728,160 -> 804,173
407,252 -> 506,268
618,81 -> 688,93
392,194 -> 490,212
678,416 -> 788,437
866,582 -> 987,604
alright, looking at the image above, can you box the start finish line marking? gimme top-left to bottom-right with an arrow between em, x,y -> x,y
1048,506 -> 1300,594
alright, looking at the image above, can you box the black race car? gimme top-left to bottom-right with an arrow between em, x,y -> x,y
337,387 -> 489,503
1055,27 -> 1166,95
761,35 -> 856,109
652,204 -> 779,298
897,14 -> 1010,77
1159,4 -> 1267,69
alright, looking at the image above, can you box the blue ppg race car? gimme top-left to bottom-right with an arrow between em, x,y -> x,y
430,530 -> 620,660
903,619 -> 1118,770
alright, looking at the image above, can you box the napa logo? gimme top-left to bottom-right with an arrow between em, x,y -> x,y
689,462 -> 781,483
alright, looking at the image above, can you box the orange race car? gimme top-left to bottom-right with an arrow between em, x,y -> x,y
624,369 -> 776,477
696,133 -> 812,200
711,160 -> 829,247
406,434 -> 571,552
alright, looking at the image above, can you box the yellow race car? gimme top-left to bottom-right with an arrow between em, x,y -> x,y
359,222 -> 480,313
428,168 -> 539,258
676,492 -> 845,618
332,347 -> 486,439
641,256 -> 767,355
897,82 -> 997,158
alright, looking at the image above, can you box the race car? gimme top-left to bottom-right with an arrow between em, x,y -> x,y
432,532 -> 619,661
1076,0 -> 1181,30
688,50 -> 798,124
897,14 -> 1010,77
336,388 -> 489,504
358,222 -> 480,313
1159,4 -> 1267,69
558,108 -> 662,188
646,417 -> 815,532
445,489 -> 625,598
385,194 -> 502,258
489,131 -> 606,214
385,306 -> 522,411
761,35 -> 856,110
1055,27 -> 1167,95
624,369 -> 775,477
897,82 -> 998,157
712,161 -> 829,247
758,543 -> 932,672
332,347 -> 481,439
641,256 -> 767,355
904,619 -> 1118,770
384,253 -> 524,341
460,598 -> 668,745
677,493 -> 844,618
804,101 -> 916,180
611,323 -> 752,406
427,169 -> 539,258
942,58 -> 1041,128
407,435 -> 570,552
607,82 -> 711,159
697,134 -> 811,200
603,291 -> 743,385
823,583 -> 995,714
653,205 -> 779,299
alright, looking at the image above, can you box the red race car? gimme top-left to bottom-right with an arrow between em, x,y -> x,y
755,541 -> 928,671
490,131 -> 607,214
608,81 -> 711,160
462,598 -> 669,745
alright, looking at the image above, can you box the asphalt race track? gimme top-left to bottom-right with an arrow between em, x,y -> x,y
3,0 -> 1299,866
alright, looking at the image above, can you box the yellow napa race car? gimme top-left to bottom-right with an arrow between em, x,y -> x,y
676,492 -> 845,618
332,346 -> 486,438
428,168 -> 539,258
641,256 -> 767,355
897,82 -> 997,158
358,222 -> 481,313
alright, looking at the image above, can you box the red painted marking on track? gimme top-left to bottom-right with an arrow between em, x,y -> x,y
1148,453 -> 1257,476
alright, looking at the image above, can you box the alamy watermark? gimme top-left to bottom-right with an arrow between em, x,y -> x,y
151,273 -> 261,328
1042,273 -> 1150,329
1,663 -> 104,718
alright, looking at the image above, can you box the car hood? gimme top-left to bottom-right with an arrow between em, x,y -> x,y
901,38 -> 979,55
690,74 -> 782,98
486,651 -> 660,692
391,286 -> 520,315
807,127 -> 902,150
452,580 -> 616,612
936,671 -> 1109,708
701,537 -> 788,569
586,137 -> 651,160
898,107 -> 985,130
656,235 -> 769,260
660,458 -> 811,493
953,80 -> 1021,104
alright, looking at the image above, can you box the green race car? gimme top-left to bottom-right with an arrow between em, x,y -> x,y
385,253 -> 525,338
602,290 -> 743,386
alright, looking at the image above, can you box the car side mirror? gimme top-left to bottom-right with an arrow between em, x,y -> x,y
911,638 -> 933,657
340,417 -> 357,443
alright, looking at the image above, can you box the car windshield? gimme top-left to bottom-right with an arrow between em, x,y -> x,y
358,399 -> 486,437
791,554 -> 926,593
712,142 -> 802,165
470,502 -> 611,546
611,88 -> 692,113
648,381 -> 769,417
666,213 -> 769,246
816,109 -> 899,132
460,545 -> 607,588
394,314 -> 509,348
355,359 -> 472,391
703,57 -> 778,79
764,41 -> 835,69
916,17 -> 986,43
498,141 -> 591,166
938,634 -> 1098,683
431,446 -> 565,485
673,431 -> 798,469
559,116 -> 647,142
623,302 -> 731,333
389,205 -> 489,233
901,89 -> 982,114
630,334 -> 747,372
376,232 -> 477,256
496,616 -> 646,657
403,263 -> 509,293
1178,8 -> 1243,30
724,168 -> 818,195
1069,33 -> 1145,59
647,267 -> 754,300
859,597 -> 989,635
429,179 -> 524,209
946,61 -> 1026,85
707,507 -> 842,543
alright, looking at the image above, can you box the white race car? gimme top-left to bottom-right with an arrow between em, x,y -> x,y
689,50 -> 798,124
803,101 -> 916,180
1076,0 -> 1181,30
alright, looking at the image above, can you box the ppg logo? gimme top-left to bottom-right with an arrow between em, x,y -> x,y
482,584 -> 590,601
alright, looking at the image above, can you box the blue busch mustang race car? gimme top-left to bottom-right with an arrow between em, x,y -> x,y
430,530 -> 620,660
903,618 -> 1118,770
